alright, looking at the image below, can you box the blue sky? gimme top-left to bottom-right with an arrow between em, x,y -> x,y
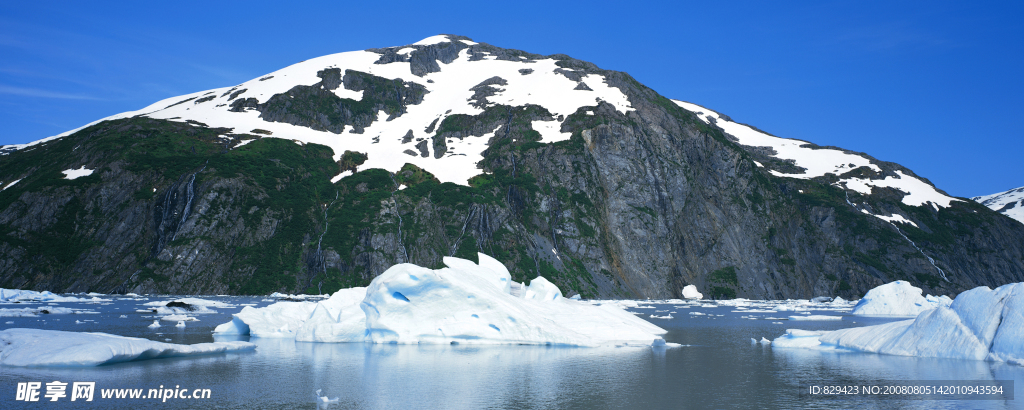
1,1 -> 1020,197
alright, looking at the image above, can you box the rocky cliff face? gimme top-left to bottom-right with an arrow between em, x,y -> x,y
2,35 -> 1022,298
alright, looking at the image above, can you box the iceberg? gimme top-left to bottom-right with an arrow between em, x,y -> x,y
850,280 -> 951,316
0,288 -> 109,302
216,253 -> 669,346
787,315 -> 842,321
0,328 -> 255,366
682,285 -> 703,300
773,283 -> 1024,365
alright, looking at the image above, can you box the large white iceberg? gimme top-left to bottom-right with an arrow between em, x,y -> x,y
215,253 -> 669,346
850,280 -> 951,316
0,328 -> 255,366
773,283 -> 1024,365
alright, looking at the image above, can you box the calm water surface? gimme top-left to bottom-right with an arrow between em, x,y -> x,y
1,296 -> 1020,409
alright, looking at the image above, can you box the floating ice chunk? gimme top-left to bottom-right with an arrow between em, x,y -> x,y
148,320 -> 161,328
0,288 -> 110,302
212,316 -> 249,335
772,329 -> 830,348
361,261 -> 664,346
144,297 -> 234,308
0,329 -> 254,366
175,321 -> 186,328
851,281 -> 951,316
267,292 -> 329,301
689,312 -> 705,316
161,314 -> 198,322
774,283 -> 1024,365
119,315 -> 128,318
649,314 -> 673,319
682,285 -> 703,300
314,389 -> 340,405
760,337 -> 771,345
4,321 -> 12,324
217,255 -> 667,346
522,276 -> 563,301
788,315 -> 842,321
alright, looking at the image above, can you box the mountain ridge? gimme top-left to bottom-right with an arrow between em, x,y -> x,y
974,186 -> 1024,226
1,35 -> 1022,299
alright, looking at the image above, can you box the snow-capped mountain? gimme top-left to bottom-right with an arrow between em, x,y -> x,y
1,35 -> 1023,299
974,187 -> 1024,225
5,35 -> 631,186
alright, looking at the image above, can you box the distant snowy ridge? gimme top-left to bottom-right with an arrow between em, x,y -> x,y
2,35 -> 632,186
215,253 -> 670,347
673,100 -> 960,212
973,186 -> 1024,225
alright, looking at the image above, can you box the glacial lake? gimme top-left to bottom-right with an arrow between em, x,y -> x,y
2,295 -> 1021,409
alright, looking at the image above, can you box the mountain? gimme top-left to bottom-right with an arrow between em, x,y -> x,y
974,187 -> 1024,225
2,34 -> 1023,298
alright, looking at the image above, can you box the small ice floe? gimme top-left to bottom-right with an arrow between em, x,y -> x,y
649,314 -> 673,319
148,320 -> 161,328
315,389 -> 340,407
788,315 -> 842,321
772,329 -> 831,348
175,321 -> 186,328
772,322 -> 783,324
161,314 -> 198,322
5,321 -> 13,324
165,339 -> 172,342
0,328 -> 254,366
119,315 -> 128,318
760,337 -> 772,345
75,320 -> 84,324
689,312 -> 705,316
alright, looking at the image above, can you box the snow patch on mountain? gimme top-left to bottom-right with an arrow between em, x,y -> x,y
61,166 -> 94,180
1,179 -> 21,191
673,100 -> 959,209
973,186 -> 1024,225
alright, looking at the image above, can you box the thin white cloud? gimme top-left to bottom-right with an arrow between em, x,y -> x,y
0,85 -> 102,100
